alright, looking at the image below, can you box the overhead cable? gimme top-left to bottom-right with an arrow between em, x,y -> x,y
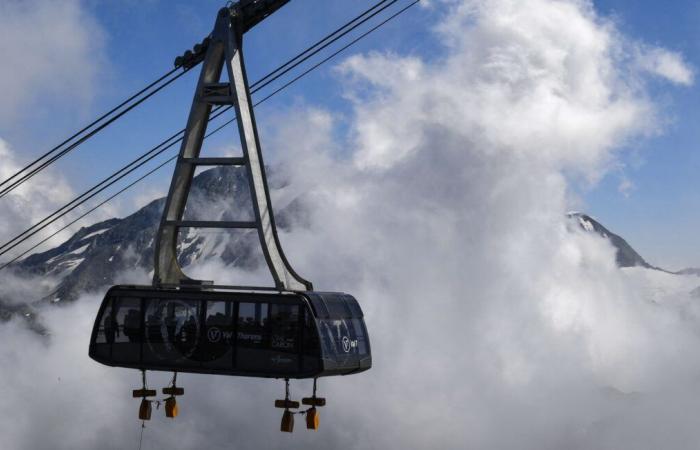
0,68 -> 191,199
0,0 -> 421,267
0,0 -> 397,199
0,114 -> 242,271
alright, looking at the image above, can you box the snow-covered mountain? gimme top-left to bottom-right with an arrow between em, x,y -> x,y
0,167 -> 696,328
0,166 -> 307,325
566,212 -> 656,269
567,212 -> 700,277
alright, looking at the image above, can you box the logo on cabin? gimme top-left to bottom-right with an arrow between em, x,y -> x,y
208,327 -> 222,343
342,336 -> 358,353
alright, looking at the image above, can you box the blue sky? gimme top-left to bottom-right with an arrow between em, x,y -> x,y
1,0 -> 436,210
1,0 -> 698,269
585,0 -> 700,269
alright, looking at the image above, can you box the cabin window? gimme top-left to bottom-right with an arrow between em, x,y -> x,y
92,296 -> 114,360
198,300 -> 235,368
143,298 -> 202,366
267,303 -> 301,372
111,297 -> 141,363
270,304 -> 300,353
302,307 -> 321,372
352,319 -> 369,356
237,302 -> 268,348
303,309 -> 320,355
236,302 -> 270,371
318,318 -> 361,361
95,297 -> 114,344
326,299 -> 351,319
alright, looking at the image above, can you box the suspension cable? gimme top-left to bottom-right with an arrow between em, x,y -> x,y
252,0 -> 399,91
0,111 -> 238,271
0,155 -> 178,272
0,0 -> 396,199
256,0 -> 421,106
0,67 -> 189,199
0,0 -> 421,267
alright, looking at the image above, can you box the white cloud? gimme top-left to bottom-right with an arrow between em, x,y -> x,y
0,0 -> 105,122
0,0 -> 109,262
618,173 -> 634,197
0,139 -> 76,258
131,186 -> 166,211
1,1 -> 699,449
636,47 -> 695,86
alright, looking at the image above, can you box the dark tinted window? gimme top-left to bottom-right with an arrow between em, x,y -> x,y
352,319 -> 369,356
143,298 -> 202,366
91,296 -> 114,360
95,297 -> 114,344
318,318 -> 361,367
345,296 -> 364,318
326,298 -> 351,319
303,309 -> 320,355
267,303 -> 301,372
237,302 -> 268,348
236,302 -> 270,372
302,307 -> 321,372
198,300 -> 234,368
270,304 -> 300,353
112,297 -> 141,363
114,297 -> 141,343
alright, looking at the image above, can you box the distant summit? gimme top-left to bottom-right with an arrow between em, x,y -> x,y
566,212 -> 655,269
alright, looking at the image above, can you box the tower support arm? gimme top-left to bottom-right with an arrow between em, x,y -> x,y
228,0 -> 291,33
153,2 -> 312,292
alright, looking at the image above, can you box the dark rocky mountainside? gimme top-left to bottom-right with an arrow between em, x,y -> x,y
0,166 -> 306,319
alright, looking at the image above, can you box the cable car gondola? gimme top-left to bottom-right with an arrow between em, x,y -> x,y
88,0 -> 372,432
89,286 -> 371,378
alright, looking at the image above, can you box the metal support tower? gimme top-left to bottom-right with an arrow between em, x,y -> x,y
153,2 -> 312,291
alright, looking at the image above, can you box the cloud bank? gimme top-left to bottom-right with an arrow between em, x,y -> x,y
1,1 -> 698,449
0,0 -> 104,123
0,0 -> 109,260
0,139 -> 76,258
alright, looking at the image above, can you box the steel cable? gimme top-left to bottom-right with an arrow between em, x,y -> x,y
0,68 -> 189,198
0,0 -> 397,199
0,0 -> 421,267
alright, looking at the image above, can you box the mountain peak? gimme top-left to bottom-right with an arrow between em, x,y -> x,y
566,212 -> 654,269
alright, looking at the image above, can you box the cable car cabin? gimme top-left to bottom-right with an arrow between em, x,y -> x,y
89,286 -> 371,379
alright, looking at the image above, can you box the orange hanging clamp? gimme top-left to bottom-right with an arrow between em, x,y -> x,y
162,372 -> 183,419
303,378 -> 323,430
305,407 -> 319,430
165,397 -> 179,418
